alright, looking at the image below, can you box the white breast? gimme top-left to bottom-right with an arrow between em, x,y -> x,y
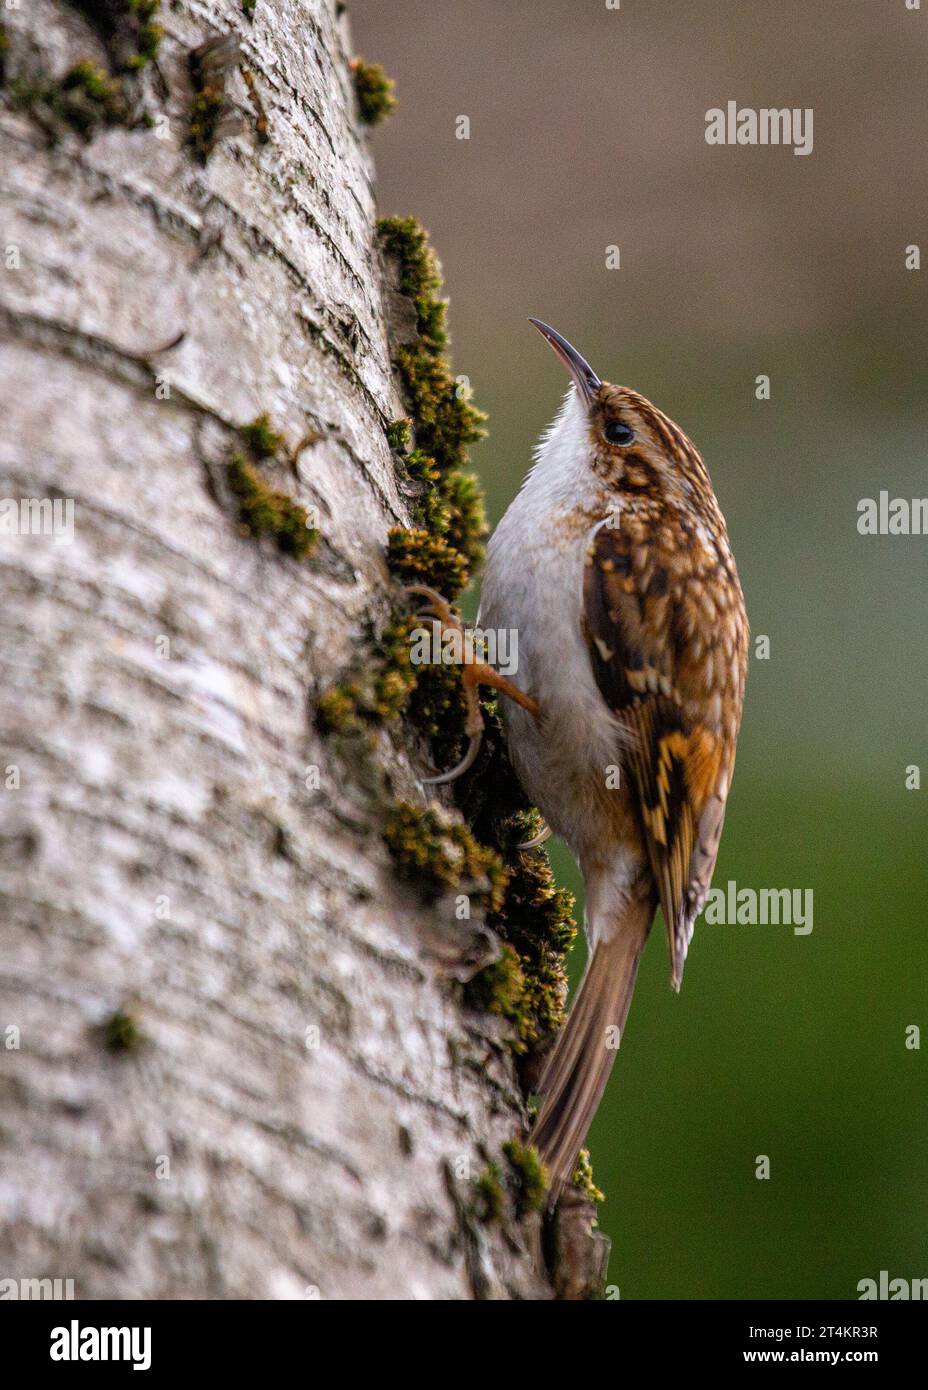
478,390 -> 629,860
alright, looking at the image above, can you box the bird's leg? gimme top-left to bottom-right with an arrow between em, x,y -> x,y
401,585 -> 541,785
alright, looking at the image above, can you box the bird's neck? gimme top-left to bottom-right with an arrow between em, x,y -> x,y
519,388 -> 603,514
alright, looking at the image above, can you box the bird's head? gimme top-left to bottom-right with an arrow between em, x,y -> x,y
529,318 -> 713,508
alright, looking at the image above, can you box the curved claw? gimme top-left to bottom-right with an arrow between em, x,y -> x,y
421,730 -> 482,785
399,584 -> 460,624
516,824 -> 552,850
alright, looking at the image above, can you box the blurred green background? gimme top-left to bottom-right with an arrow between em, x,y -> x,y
350,0 -> 927,1297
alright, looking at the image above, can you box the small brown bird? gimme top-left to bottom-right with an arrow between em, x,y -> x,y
415,321 -> 748,1194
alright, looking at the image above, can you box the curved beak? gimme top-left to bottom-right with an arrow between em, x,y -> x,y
528,318 -> 601,405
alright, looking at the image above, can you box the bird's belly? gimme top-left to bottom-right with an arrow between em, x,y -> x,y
480,520 -> 632,863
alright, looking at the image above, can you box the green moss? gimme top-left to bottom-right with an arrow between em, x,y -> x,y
378,216 -> 486,466
126,0 -> 162,67
486,845 -> 577,1050
241,413 -> 284,460
321,220 -> 578,1117
316,608 -> 468,772
64,58 -> 121,104
188,83 -> 225,163
69,0 -> 163,70
316,614 -> 420,737
242,0 -> 257,14
103,1009 -> 143,1054
188,35 -> 239,163
4,4 -> 162,138
385,417 -> 412,452
503,1140 -> 548,1217
439,469 -> 487,559
350,57 -> 396,127
465,943 -> 526,1026
404,660 -> 467,764
227,454 -> 317,559
316,682 -> 366,737
474,1164 -> 505,1224
377,217 -> 487,598
383,800 -> 507,913
387,526 -> 468,598
460,747 -> 577,1053
61,60 -> 128,131
572,1148 -> 605,1205
10,60 -> 128,138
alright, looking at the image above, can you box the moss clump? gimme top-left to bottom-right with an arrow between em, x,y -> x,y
383,800 -> 507,914
460,739 -> 577,1053
465,943 -> 526,1028
224,414 -> 317,558
188,35 -> 239,163
387,526 -> 467,597
378,217 -> 486,466
438,468 -> 487,558
10,60 -> 128,137
315,682 -> 366,736
102,1009 -> 143,1054
63,58 -> 124,110
123,0 -> 163,68
572,1149 -> 604,1205
188,84 -> 225,163
385,417 -> 412,452
503,1140 -> 548,1217
316,608 -> 468,770
485,845 -> 577,1050
242,0 -> 257,13
316,614 -> 420,737
227,454 -> 317,559
4,4 -> 162,138
474,1164 -> 505,1224
240,412 -> 284,460
68,0 -> 163,70
473,1142 -> 548,1224
378,216 -> 487,600
350,57 -> 396,127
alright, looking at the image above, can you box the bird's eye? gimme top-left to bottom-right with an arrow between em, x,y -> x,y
603,419 -> 634,446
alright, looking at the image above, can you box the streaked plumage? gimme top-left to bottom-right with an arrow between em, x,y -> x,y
479,324 -> 748,1193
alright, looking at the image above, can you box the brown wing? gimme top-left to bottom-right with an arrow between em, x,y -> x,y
583,520 -> 731,988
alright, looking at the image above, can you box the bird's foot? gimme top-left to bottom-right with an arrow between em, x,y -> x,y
401,584 -> 541,785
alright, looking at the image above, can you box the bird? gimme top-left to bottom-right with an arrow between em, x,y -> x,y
410,319 -> 748,1196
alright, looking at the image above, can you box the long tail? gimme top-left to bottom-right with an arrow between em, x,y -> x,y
530,893 -> 652,1196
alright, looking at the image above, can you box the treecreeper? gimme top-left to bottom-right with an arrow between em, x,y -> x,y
411,320 -> 749,1194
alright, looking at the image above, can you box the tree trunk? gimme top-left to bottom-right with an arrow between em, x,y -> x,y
0,0 -> 604,1300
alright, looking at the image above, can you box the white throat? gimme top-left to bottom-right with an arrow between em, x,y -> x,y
520,386 -> 595,510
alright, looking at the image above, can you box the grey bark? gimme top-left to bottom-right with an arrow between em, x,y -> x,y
0,0 -> 576,1299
